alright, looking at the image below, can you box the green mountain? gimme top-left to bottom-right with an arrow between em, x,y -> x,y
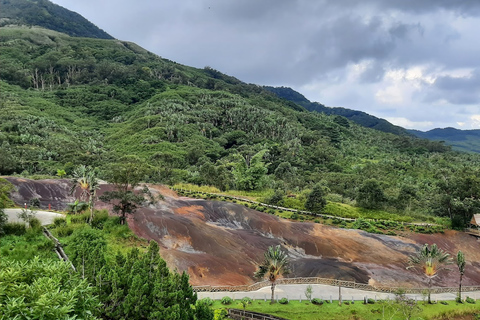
1,17 -> 479,226
408,128 -> 480,154
0,0 -> 113,39
264,86 -> 410,136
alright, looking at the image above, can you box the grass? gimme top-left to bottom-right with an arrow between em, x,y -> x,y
210,299 -> 480,320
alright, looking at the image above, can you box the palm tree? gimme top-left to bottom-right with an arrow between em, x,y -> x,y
407,244 -> 452,304
456,251 -> 466,302
254,245 -> 290,304
70,165 -> 99,224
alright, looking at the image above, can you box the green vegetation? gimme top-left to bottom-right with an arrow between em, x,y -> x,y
409,127 -> 480,154
0,210 -> 213,319
254,245 -> 291,304
210,299 -> 480,320
0,24 -> 480,230
1,0 -> 113,39
408,244 -> 453,304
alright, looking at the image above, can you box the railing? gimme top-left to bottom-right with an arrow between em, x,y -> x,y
193,276 -> 480,294
228,309 -> 289,320
171,187 -> 440,227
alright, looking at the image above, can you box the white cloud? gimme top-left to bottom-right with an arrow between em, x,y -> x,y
385,117 -> 434,130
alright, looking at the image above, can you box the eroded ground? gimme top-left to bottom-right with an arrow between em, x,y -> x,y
6,178 -> 480,287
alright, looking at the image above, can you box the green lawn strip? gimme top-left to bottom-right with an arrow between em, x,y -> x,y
211,299 -> 480,320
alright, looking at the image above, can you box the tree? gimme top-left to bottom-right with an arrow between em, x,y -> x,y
456,251 -> 466,302
0,202 -> 7,236
254,245 -> 290,304
100,158 -> 147,225
407,243 -> 452,304
356,179 -> 386,209
305,183 -> 327,213
70,165 -> 99,223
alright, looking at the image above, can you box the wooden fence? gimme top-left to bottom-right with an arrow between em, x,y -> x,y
228,309 -> 288,320
193,276 -> 480,294
171,187 -> 439,227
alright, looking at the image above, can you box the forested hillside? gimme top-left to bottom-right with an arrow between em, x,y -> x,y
264,86 -> 410,136
409,128 -> 480,154
1,25 -> 480,227
0,0 -> 113,39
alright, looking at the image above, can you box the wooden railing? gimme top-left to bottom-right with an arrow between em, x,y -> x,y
193,276 -> 480,294
171,187 -> 440,227
228,309 -> 289,320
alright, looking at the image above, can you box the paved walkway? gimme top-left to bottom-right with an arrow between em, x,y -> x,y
197,284 -> 480,302
4,208 -> 65,226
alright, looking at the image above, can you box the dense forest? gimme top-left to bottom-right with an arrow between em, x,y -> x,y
0,25 -> 480,228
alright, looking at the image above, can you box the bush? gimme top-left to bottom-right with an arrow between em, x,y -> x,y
466,297 -> 476,304
53,217 -> 67,227
54,224 -> 78,237
279,298 -> 289,304
199,297 -> 214,307
29,217 -> 42,230
440,301 -> 448,305
311,298 -> 324,305
3,222 -> 27,235
367,298 -> 375,304
91,210 -> 109,229
70,212 -> 89,224
221,296 -> 233,305
256,206 -> 265,212
266,209 -> 276,214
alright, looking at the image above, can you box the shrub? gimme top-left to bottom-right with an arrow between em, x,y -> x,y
267,209 -> 276,214
311,298 -> 324,305
199,297 -> 214,307
440,301 -> 448,305
256,206 -> 265,212
91,210 -> 109,229
279,298 -> 289,304
466,297 -> 476,304
53,217 -> 67,227
367,298 -> 375,304
29,217 -> 42,230
70,212 -> 89,224
220,296 -> 233,305
3,222 -> 27,235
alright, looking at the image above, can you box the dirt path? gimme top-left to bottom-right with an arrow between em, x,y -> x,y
4,208 -> 65,226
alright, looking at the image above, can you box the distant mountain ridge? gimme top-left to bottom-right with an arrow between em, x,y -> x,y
408,128 -> 480,153
0,0 -> 113,39
264,86 -> 410,136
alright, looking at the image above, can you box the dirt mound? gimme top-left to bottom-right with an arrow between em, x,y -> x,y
6,178 -> 480,287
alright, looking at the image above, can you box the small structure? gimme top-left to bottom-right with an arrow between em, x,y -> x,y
468,214 -> 480,237
470,214 -> 480,229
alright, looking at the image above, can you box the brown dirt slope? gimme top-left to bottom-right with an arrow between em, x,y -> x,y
6,177 -> 480,287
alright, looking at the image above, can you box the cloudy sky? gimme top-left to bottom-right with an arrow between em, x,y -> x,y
51,0 -> 480,131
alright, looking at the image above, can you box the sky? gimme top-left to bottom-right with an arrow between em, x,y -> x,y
50,0 -> 480,131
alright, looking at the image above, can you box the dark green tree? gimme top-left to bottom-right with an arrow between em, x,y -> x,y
356,179 -> 386,209
456,251 -> 466,302
305,184 -> 327,213
100,158 -> 148,224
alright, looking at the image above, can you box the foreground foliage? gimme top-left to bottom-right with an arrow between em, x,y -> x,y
0,257 -> 100,320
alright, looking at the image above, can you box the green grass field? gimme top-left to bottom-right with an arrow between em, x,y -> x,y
211,299 -> 480,320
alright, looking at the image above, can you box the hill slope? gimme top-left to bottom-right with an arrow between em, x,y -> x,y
264,86 -> 410,136
409,128 -> 480,153
1,25 -> 479,225
0,0 -> 113,39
